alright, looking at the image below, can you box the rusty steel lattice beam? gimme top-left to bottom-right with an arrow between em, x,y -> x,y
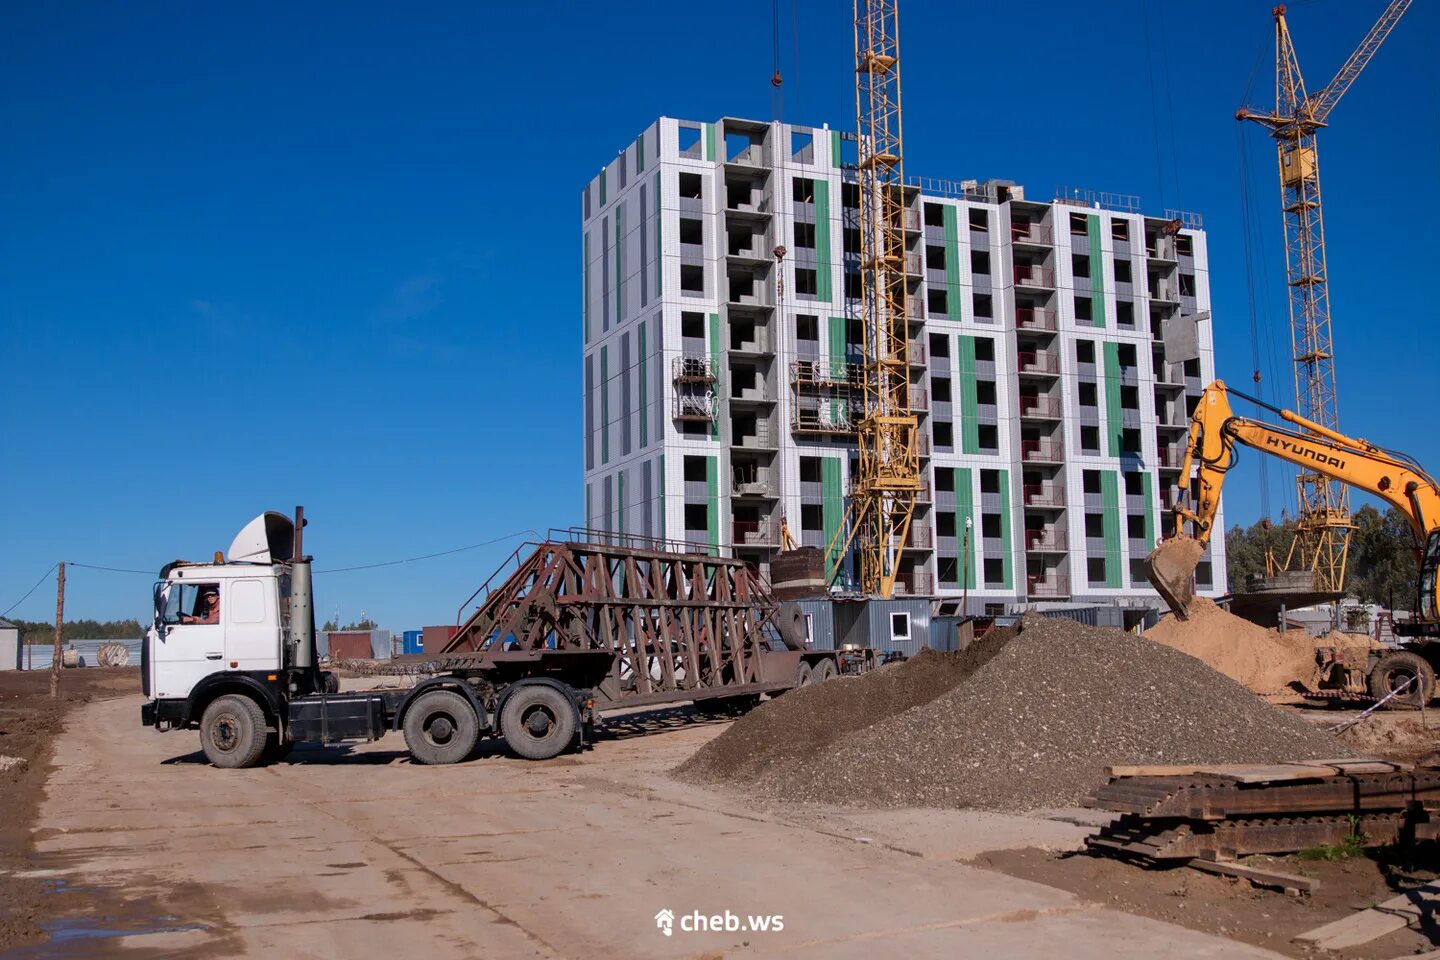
440,540 -> 795,702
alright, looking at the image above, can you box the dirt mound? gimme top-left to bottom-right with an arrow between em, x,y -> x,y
677,627 -> 1014,784
688,616 -> 1340,812
1145,597 -> 1319,693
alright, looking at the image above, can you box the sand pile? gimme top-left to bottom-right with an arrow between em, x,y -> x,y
678,616 -> 1340,812
679,628 -> 1013,784
1145,597 -> 1319,693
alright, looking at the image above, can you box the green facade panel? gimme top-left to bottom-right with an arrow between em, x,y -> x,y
943,205 -> 963,320
1087,214 -> 1106,327
1100,471 -> 1122,588
614,208 -> 623,324
821,458 -> 844,576
617,469 -> 626,535
705,455 -> 719,550
828,316 -> 847,378
997,469 -> 1013,589
658,456 -> 667,541
582,232 -> 591,343
653,171 -> 662,299
815,179 -> 833,303
957,467 -> 976,590
704,123 -> 717,162
1103,341 -> 1123,457
830,129 -> 842,168
599,169 -> 607,206
636,132 -> 645,173
957,335 -> 980,454
1141,472 -> 1156,546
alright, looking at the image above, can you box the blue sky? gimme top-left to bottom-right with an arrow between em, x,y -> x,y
2,1 -> 1436,628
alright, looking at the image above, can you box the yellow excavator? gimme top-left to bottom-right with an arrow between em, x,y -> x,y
1148,379 -> 1440,705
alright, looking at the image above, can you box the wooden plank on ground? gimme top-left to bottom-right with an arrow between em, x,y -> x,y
1104,764 -> 1218,779
1295,881 -> 1440,950
1192,763 -> 1335,784
1185,858 -> 1318,895
1300,758 -> 1411,774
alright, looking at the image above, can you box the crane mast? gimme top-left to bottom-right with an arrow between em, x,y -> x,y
1237,1 -> 1411,592
839,0 -> 920,598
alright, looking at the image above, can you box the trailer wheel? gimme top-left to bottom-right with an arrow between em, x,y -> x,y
812,659 -> 838,683
1368,652 -> 1435,709
500,684 -> 579,761
199,694 -> 268,769
794,662 -> 814,686
403,690 -> 480,765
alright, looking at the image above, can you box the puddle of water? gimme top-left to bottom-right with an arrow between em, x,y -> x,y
0,911 -> 207,959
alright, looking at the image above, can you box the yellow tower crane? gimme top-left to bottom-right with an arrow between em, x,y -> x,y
1236,1 -> 1411,592
825,0 -> 921,598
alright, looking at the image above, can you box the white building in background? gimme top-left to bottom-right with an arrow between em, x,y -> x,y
581,115 -> 1225,620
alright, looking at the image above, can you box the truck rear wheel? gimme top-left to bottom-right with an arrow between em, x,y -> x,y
1368,652 -> 1435,709
501,684 -> 579,760
403,690 -> 480,765
812,659 -> 838,683
794,662 -> 814,686
200,695 -> 268,769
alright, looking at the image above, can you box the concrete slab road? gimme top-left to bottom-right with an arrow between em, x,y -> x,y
28,695 -> 1285,959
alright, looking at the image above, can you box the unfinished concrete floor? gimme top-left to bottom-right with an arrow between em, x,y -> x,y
26,695 -> 1287,959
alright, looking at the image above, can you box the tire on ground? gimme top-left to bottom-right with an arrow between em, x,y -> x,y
501,684 -> 580,761
1368,651 -> 1435,709
262,734 -> 294,764
794,662 -> 814,687
403,689 -> 481,765
811,659 -> 838,683
199,694 -> 269,769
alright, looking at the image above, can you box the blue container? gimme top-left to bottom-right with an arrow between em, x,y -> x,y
402,629 -> 424,655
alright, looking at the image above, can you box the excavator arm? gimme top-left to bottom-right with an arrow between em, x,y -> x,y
1148,380 -> 1440,618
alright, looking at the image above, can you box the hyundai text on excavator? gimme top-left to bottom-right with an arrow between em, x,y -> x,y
1146,379 -> 1440,706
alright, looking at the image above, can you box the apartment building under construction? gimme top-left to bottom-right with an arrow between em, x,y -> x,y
581,115 -> 1226,617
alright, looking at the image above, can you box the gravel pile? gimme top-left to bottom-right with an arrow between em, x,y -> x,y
684,616 -> 1341,812
676,627 -> 1014,785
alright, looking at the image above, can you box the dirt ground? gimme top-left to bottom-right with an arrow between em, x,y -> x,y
0,667 -> 141,953
4,674 -> 1439,958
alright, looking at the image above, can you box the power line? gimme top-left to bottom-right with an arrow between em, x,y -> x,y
2,563 -> 59,618
318,530 -> 539,574
68,562 -> 154,575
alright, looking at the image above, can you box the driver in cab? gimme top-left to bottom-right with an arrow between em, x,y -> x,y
182,588 -> 220,625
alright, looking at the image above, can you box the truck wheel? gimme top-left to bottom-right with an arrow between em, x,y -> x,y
794,662 -> 814,686
812,659 -> 838,683
501,684 -> 579,761
200,695 -> 268,769
1368,652 -> 1435,709
403,690 -> 480,765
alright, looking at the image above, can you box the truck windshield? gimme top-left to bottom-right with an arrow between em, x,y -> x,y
157,582 -> 221,625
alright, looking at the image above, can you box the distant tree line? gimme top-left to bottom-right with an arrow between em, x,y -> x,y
11,618 -> 144,646
321,617 -> 377,631
1225,504 -> 1419,608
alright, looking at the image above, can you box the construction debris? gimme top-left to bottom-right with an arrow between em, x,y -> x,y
1294,880 -> 1440,950
680,616 -> 1341,812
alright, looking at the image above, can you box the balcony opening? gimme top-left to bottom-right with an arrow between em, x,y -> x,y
971,250 -> 991,276
681,264 -> 705,294
982,513 -> 1001,538
1083,470 -> 1101,495
1114,259 -> 1132,283
795,268 -> 818,297
841,182 -> 860,208
932,378 -> 951,403
793,177 -> 816,204
800,503 -> 823,531
1075,339 -> 1095,364
1070,212 -> 1088,235
682,311 -> 705,340
1127,514 -> 1146,539
934,421 -> 953,448
843,226 -> 860,255
1072,253 -> 1090,277
729,272 -> 755,302
969,208 -> 989,231
926,244 -> 946,269
978,424 -> 998,451
683,456 -> 707,482
678,125 -> 703,158
1176,234 -> 1194,257
1075,296 -> 1093,323
1122,428 -> 1142,454
1081,425 -> 1100,452
790,130 -> 814,163
1120,385 -> 1139,410
974,293 -> 993,321
980,469 -> 1000,494
679,172 -> 703,199
796,313 -> 818,342
680,218 -> 703,245
684,503 -> 708,532
1088,557 -> 1107,586
937,512 -> 956,537
1079,382 -> 1097,407
924,202 -> 944,227
984,558 -> 1004,586
1111,220 -> 1130,242
927,288 -> 948,315
799,457 -> 822,483
939,556 -> 958,582
974,337 -> 994,362
936,469 -> 955,492
844,271 -> 862,300
930,332 -> 950,358
1124,472 -> 1143,495
1116,300 -> 1135,327
793,221 -> 816,249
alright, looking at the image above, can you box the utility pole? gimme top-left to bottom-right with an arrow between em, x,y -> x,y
962,516 -> 972,614
50,562 -> 65,699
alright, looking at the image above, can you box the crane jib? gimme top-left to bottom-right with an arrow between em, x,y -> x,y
1263,435 -> 1347,470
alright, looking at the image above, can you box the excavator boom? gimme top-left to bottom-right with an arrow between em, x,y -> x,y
1148,380 -> 1440,618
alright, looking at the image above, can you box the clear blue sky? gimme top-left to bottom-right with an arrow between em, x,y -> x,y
2,1 -> 1436,628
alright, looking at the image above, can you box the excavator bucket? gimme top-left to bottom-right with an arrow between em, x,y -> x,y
1146,537 -> 1205,620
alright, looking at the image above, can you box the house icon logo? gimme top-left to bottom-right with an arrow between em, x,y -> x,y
655,908 -> 675,937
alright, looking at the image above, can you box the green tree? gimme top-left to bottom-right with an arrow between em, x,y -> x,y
13,618 -> 144,646
1346,505 -> 1419,609
1224,516 -> 1297,593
